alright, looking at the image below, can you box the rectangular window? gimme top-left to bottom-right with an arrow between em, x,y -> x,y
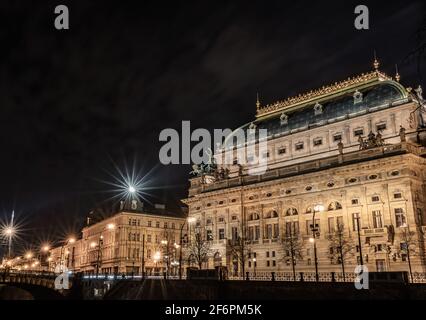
352,213 -> 361,231
265,224 -> 272,239
354,128 -> 364,136
231,227 -> 238,241
333,134 -> 342,141
394,192 -> 402,199
272,251 -> 276,258
376,259 -> 386,272
273,224 -> 279,238
313,138 -> 323,146
148,221 -> 152,227
351,199 -> 359,205
328,217 -> 335,233
372,210 -> 383,228
267,261 -> 270,267
376,123 -> 387,131
336,216 -> 344,228
395,208 -> 407,227
206,229 -> 213,241
248,226 -> 254,240
147,234 -> 152,243
295,142 -> 304,150
278,147 -> 286,155
156,221 -> 160,228
164,222 -> 168,229
255,226 -> 260,240
232,158 -> 238,165
219,228 -> 225,240
266,251 -> 270,258
371,196 -> 380,202
272,260 -> 276,267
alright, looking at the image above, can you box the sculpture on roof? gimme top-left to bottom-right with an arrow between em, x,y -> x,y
359,131 -> 386,150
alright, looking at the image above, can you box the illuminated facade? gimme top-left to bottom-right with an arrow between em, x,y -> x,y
183,64 -> 426,276
49,203 -> 186,276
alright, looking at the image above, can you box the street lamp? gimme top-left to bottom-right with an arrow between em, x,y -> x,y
153,251 -> 161,275
128,185 -> 136,194
354,213 -> 364,266
252,258 -> 257,276
179,217 -> 196,279
311,204 -> 324,282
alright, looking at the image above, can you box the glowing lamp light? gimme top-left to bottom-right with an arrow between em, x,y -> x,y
107,223 -> 115,230
4,227 -> 14,236
68,237 -> 76,244
90,241 -> 97,248
47,257 -> 52,262
42,245 -> 50,252
187,217 -> 196,224
309,237 -> 315,243
25,252 -> 33,259
153,251 -> 161,262
128,186 -> 136,193
314,204 -> 324,212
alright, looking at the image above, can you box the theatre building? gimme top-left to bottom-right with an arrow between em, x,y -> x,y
183,63 -> 426,277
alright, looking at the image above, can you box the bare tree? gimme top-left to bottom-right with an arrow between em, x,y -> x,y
185,232 -> 212,270
281,227 -> 304,281
398,226 -> 420,283
228,236 -> 251,278
161,227 -> 178,277
327,223 -> 354,280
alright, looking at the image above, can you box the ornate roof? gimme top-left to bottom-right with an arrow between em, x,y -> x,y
222,69 -> 409,148
256,70 -> 401,118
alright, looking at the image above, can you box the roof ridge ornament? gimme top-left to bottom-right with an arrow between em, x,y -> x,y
256,70 -> 392,117
256,92 -> 261,111
395,64 -> 400,82
373,50 -> 380,71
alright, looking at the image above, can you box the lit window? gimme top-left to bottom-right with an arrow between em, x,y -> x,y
395,208 -> 407,227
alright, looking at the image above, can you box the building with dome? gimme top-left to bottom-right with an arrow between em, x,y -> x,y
183,62 -> 426,278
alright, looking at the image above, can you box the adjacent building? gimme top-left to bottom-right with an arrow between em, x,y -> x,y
49,201 -> 186,276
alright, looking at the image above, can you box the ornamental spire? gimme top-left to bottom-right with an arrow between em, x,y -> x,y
256,92 -> 260,110
373,50 -> 379,71
395,64 -> 400,82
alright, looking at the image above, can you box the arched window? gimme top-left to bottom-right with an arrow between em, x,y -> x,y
328,201 -> 342,211
286,208 -> 298,216
271,210 -> 278,218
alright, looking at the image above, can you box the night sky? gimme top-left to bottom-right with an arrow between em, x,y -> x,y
0,0 -> 424,252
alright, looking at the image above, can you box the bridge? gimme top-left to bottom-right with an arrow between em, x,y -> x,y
0,271 -> 81,299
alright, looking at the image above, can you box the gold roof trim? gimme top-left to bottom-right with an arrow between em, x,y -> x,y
256,70 -> 393,117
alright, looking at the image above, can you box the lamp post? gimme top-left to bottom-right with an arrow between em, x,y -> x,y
252,258 -> 257,276
354,213 -> 364,266
310,204 -> 324,282
179,217 -> 196,279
